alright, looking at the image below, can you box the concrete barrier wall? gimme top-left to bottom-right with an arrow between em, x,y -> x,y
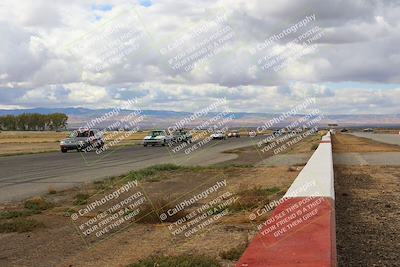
236,132 -> 336,267
284,132 -> 334,199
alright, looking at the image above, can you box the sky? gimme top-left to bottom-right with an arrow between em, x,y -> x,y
0,0 -> 400,114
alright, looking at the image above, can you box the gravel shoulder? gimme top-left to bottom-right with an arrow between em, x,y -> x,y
333,133 -> 400,267
334,165 -> 400,267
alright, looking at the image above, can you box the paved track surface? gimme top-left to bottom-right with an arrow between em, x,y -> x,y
0,136 -> 264,203
350,132 -> 400,146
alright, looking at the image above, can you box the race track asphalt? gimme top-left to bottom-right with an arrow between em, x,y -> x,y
0,136 -> 265,203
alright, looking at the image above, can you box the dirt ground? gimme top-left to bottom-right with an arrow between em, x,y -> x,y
0,165 -> 299,267
220,133 -> 321,166
333,133 -> 400,267
332,133 -> 400,153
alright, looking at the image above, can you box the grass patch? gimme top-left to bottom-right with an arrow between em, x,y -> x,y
206,206 -> 229,216
219,242 -> 248,261
128,255 -> 221,267
73,193 -> 90,205
146,176 -> 162,182
135,198 -> 189,224
229,186 -> 281,212
94,177 -> 117,191
93,165 -> 183,191
24,197 -> 54,212
216,163 -> 254,169
0,210 -> 39,219
124,164 -> 186,182
98,164 -> 239,190
241,186 -> 281,198
0,218 -> 44,233
148,164 -> 184,171
311,143 -> 319,150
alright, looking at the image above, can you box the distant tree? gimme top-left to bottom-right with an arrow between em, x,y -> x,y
0,113 -> 68,131
16,113 -> 29,130
49,113 -> 68,130
0,115 -> 17,130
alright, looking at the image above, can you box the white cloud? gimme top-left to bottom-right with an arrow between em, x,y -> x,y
0,0 -> 399,114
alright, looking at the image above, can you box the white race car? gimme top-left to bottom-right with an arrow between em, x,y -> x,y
143,130 -> 173,146
210,130 -> 226,140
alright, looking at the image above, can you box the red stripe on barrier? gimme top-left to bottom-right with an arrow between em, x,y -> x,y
236,197 -> 336,267
320,140 -> 331,144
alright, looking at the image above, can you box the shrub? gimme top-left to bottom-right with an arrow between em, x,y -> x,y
24,197 -> 54,212
0,218 -> 44,233
0,210 -> 37,219
73,193 -> 90,205
311,144 -> 319,150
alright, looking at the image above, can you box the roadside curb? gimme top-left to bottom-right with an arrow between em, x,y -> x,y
236,132 -> 336,267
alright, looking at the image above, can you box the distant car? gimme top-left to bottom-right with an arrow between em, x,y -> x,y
143,130 -> 173,146
248,131 -> 257,137
210,130 -> 226,140
171,129 -> 192,143
340,128 -> 349,132
272,129 -> 282,136
60,129 -> 104,153
363,128 -> 374,132
227,130 -> 240,138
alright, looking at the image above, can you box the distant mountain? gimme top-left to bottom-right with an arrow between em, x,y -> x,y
0,107 -> 399,129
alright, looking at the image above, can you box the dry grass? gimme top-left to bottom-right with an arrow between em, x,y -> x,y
128,254 -> 222,267
24,197 -> 54,211
219,242 -> 248,261
0,218 -> 44,233
0,131 -> 68,143
228,186 -> 282,212
0,130 -> 148,156
0,197 -> 53,233
286,132 -> 325,154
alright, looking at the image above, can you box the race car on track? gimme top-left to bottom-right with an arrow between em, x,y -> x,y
210,130 -> 226,140
171,129 -> 192,143
143,130 -> 173,146
227,130 -> 240,138
60,129 -> 104,153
